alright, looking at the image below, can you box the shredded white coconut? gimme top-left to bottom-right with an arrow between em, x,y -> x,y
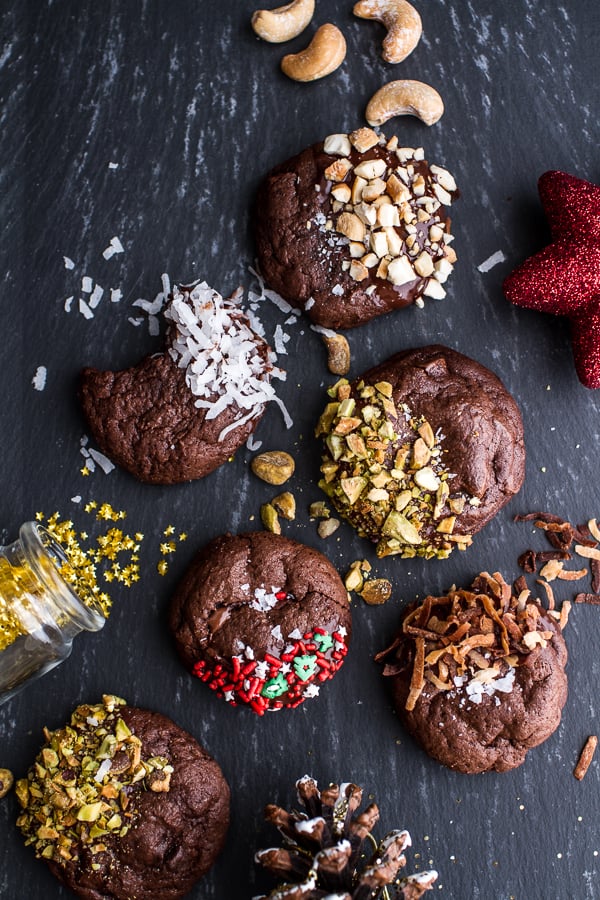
310,323 -> 337,339
88,448 -> 116,474
110,288 -> 122,303
246,434 -> 262,452
64,295 -> 74,312
477,250 -> 506,273
88,284 -> 104,309
63,256 -> 75,270
81,276 -> 93,293
164,280 -> 290,441
32,366 -> 47,391
79,298 -> 94,319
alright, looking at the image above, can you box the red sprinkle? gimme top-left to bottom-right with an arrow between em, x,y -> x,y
265,653 -> 282,667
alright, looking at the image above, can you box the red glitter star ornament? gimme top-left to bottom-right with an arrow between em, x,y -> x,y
503,170 -> 600,388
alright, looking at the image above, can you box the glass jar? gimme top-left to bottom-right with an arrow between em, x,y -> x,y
0,522 -> 105,705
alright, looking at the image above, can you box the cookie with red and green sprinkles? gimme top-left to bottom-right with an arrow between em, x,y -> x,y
168,532 -> 351,715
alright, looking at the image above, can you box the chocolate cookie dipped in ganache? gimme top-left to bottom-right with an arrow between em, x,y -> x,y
255,127 -> 458,329
169,532 -> 351,714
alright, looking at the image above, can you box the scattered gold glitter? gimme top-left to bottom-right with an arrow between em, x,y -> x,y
0,503 -> 186,650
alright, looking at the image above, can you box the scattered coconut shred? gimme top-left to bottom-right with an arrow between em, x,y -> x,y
164,280 -> 292,442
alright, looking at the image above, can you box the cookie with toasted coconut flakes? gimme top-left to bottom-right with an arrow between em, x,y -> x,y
377,572 -> 568,774
80,281 -> 278,484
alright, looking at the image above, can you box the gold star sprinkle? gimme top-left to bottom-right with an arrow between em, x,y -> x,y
157,560 -> 168,576
163,525 -> 175,536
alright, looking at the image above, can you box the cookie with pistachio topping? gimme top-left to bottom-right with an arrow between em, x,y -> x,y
317,345 -> 525,559
15,695 -> 230,899
254,128 -> 458,330
377,572 -> 568,773
169,531 -> 351,715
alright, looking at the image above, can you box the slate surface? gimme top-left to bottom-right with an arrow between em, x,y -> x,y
1,2 -> 600,899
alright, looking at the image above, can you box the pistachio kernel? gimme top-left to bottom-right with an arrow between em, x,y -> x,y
0,768 -> 14,799
251,451 -> 296,485
272,492 -> 296,521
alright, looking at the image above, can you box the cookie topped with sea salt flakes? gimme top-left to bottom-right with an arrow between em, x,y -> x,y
80,281 -> 284,484
254,128 -> 458,330
168,531 -> 352,715
377,572 -> 568,774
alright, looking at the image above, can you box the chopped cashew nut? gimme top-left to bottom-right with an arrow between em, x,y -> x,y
251,0 -> 315,43
366,79 -> 444,126
281,23 -> 347,82
353,0 -> 422,64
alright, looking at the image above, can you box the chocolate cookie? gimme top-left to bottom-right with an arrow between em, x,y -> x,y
169,532 -> 351,714
317,345 -> 525,559
80,281 -> 275,484
15,694 -> 230,899
377,573 -> 568,774
254,128 -> 458,330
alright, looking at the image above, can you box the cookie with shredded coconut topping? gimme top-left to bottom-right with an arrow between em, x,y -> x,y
15,694 -> 230,899
377,572 -> 568,774
80,281 -> 282,484
254,128 -> 458,329
169,531 -> 352,714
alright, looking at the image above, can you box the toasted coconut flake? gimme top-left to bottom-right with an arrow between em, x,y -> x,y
405,637 -> 425,711
588,518 -> 600,542
539,559 -> 564,581
556,567 -> 588,581
592,560 -> 600,593
574,593 -> 600,605
559,600 -> 571,629
574,735 -> 598,781
536,579 -> 555,610
575,544 -> 600,561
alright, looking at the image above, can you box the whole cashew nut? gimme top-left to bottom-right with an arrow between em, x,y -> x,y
353,0 -> 422,64
366,79 -> 444,126
251,0 -> 315,43
281,24 -> 347,82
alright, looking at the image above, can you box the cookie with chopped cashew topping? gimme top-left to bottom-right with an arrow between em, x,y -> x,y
377,573 -> 568,774
15,695 -> 230,899
254,129 -> 458,329
80,281 -> 277,484
316,345 -> 525,559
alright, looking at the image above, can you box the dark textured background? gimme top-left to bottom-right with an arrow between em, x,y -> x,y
2,2 -> 600,898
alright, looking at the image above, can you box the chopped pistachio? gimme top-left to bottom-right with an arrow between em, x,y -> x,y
260,503 -> 281,534
317,518 -> 341,539
272,492 -> 296,521
360,579 -> 393,606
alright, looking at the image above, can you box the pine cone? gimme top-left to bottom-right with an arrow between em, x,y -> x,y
255,776 -> 437,899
